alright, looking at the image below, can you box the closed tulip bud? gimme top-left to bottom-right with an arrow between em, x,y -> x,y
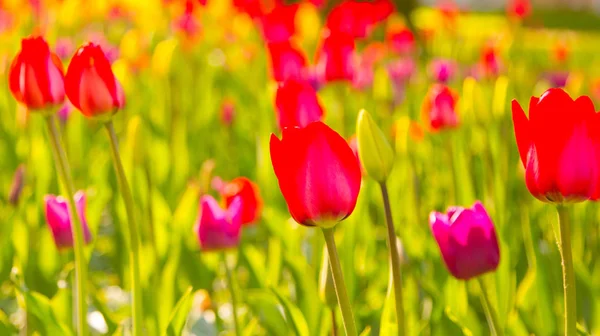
8,165 -> 25,206
220,177 -> 263,226
270,121 -> 361,227
429,201 -> 500,280
196,195 -> 242,251
44,191 -> 93,250
356,110 -> 394,182
65,43 -> 125,121
8,36 -> 65,111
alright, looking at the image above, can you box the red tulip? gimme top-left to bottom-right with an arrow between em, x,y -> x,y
275,79 -> 324,129
507,0 -> 531,20
220,177 -> 263,225
422,84 -> 459,131
512,88 -> 600,203
259,3 -> 298,43
196,195 -> 242,251
65,43 -> 125,119
233,0 -> 263,18
430,201 -> 500,280
270,121 -> 361,227
326,0 -> 393,39
8,36 -> 65,110
267,40 -> 307,82
317,32 -> 355,82
387,27 -> 416,55
479,43 -> 502,78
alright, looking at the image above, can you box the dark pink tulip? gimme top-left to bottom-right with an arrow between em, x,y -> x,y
352,56 -> 374,91
44,191 -> 92,250
430,201 -> 500,280
326,0 -> 393,39
387,27 -> 416,55
196,195 -> 242,251
318,32 -> 355,82
275,79 -> 324,129
422,84 -> 459,131
270,121 -> 361,227
220,98 -> 236,127
267,40 -> 307,82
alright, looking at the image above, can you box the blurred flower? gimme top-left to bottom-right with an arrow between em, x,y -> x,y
259,3 -> 298,43
437,0 -> 459,29
0,9 -> 13,33
356,109 -> 394,182
44,191 -> 93,250
387,58 -> 415,105
275,78 -> 324,129
326,0 -> 393,39
428,58 -> 456,83
317,32 -> 355,82
512,88 -> 600,203
8,165 -> 25,206
267,40 -> 307,82
553,41 -> 569,64
430,201 -> 500,280
270,121 -> 361,227
544,71 -> 569,88
65,43 -> 125,120
478,43 -> 502,78
233,0 -> 263,18
507,0 -> 531,20
172,7 -> 202,41
387,27 -> 415,55
8,36 -> 65,111
55,38 -> 75,61
352,55 -> 374,91
422,84 -> 459,131
57,100 -> 75,123
196,195 -> 242,251
220,177 -> 263,225
220,98 -> 235,127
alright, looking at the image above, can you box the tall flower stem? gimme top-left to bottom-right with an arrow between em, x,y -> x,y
222,252 -> 241,336
321,227 -> 357,336
44,115 -> 88,336
105,121 -> 143,335
556,205 -> 576,336
477,277 -> 503,336
379,182 -> 405,336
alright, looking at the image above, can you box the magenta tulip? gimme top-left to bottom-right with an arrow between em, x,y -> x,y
196,195 -> 242,251
429,201 -> 500,280
44,191 -> 92,250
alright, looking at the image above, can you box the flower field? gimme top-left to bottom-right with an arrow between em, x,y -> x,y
1,0 -> 600,335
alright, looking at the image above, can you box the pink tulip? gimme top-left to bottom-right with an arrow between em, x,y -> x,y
428,58 -> 456,83
275,79 -> 324,130
44,191 -> 92,250
429,201 -> 500,280
196,195 -> 242,251
422,84 -> 459,131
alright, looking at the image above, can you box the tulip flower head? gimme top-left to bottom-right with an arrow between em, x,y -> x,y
259,3 -> 299,43
387,27 -> 416,55
512,88 -> 600,203
428,58 -> 456,83
220,98 -> 235,127
356,109 -> 395,182
317,32 -> 355,83
326,0 -> 393,39
267,40 -> 307,83
65,43 -> 125,121
507,0 -> 531,20
270,121 -> 361,227
422,84 -> 459,131
9,36 -> 65,111
220,177 -> 263,225
44,191 -> 93,250
430,201 -> 500,280
275,78 -> 324,129
196,195 -> 243,251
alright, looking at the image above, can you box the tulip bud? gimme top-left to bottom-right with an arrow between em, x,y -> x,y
8,165 -> 25,206
44,191 -> 93,250
356,109 -> 394,183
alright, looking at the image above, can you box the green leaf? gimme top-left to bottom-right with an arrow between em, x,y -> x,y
15,288 -> 72,336
162,287 -> 194,336
272,287 -> 310,336
245,289 -> 288,336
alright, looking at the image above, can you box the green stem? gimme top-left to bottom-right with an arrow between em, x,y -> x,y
444,135 -> 460,204
105,121 -> 143,335
379,182 -> 405,336
322,227 -> 357,336
222,252 -> 241,336
557,205 -> 577,336
477,277 -> 503,336
44,115 -> 88,336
